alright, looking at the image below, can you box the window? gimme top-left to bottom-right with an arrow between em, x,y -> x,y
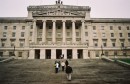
12,32 -> 15,37
112,43 -> 115,47
85,32 -> 88,36
18,52 -> 22,57
0,52 -> 3,57
3,32 -> 6,37
118,26 -> 121,30
93,26 -> 96,30
110,26 -> 113,30
30,32 -> 32,36
119,33 -> 123,37
30,25 -> 33,29
2,43 -> 5,47
57,26 -> 61,29
101,26 -> 104,30
85,26 -> 87,29
93,32 -> 97,37
4,26 -> 7,30
67,26 -> 70,29
93,40 -> 98,47
76,32 -> 79,37
127,26 -> 130,30
49,26 -> 52,29
76,26 -> 79,29
111,33 -> 114,37
21,32 -> 25,37
13,26 -> 16,30
102,33 -> 105,37
121,43 -> 124,47
22,26 -> 25,30
128,33 -> 130,37
103,43 -> 106,47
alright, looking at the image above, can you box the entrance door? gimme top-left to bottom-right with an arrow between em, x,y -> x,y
35,49 -> 40,59
46,49 -> 51,59
56,49 -> 62,59
67,49 -> 72,59
78,49 -> 83,59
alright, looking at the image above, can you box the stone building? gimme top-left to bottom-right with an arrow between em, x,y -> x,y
0,0 -> 130,59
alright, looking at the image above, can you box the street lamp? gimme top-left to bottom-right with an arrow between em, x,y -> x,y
101,45 -> 104,57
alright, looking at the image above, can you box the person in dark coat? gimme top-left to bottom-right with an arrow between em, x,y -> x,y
65,60 -> 69,66
65,65 -> 73,81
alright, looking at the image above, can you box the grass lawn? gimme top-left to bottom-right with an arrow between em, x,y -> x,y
119,59 -> 130,64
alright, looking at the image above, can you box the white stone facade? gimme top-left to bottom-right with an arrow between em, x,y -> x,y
0,0 -> 130,59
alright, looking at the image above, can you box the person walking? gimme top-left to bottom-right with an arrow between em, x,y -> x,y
61,61 -> 65,71
65,65 -> 73,81
65,60 -> 69,66
55,62 -> 59,73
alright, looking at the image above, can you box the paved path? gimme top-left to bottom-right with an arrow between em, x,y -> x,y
0,59 -> 130,84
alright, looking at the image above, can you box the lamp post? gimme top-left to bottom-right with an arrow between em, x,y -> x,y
101,45 -> 104,57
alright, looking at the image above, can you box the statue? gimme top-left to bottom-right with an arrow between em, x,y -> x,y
58,0 -> 60,4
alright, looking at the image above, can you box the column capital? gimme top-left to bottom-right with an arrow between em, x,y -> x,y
33,19 -> 36,22
42,20 -> 46,22
52,20 -> 56,22
62,20 -> 66,22
71,20 -> 76,23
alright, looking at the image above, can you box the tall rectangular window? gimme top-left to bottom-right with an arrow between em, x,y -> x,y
22,26 -> 25,30
13,26 -> 16,30
118,26 -> 121,30
128,33 -> 130,37
112,43 -> 115,47
85,26 -> 87,29
12,32 -> 15,37
21,32 -> 25,37
111,33 -> 114,37
3,32 -> 7,37
4,26 -> 7,30
119,33 -> 123,37
110,26 -> 113,30
30,25 -> 33,29
93,32 -> 97,37
127,26 -> 130,30
30,32 -> 32,36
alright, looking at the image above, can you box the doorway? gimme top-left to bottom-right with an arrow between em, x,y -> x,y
67,49 -> 72,59
56,49 -> 62,59
78,49 -> 83,59
35,49 -> 40,59
46,49 -> 51,59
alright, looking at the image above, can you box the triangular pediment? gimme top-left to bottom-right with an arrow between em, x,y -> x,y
32,9 -> 85,16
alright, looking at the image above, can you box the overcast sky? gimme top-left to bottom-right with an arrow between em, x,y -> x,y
0,0 -> 130,18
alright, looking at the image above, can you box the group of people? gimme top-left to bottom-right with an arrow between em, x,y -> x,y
55,60 -> 73,81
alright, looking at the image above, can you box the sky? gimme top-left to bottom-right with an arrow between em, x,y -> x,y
0,0 -> 130,18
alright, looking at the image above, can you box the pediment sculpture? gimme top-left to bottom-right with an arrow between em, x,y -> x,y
32,9 -> 85,16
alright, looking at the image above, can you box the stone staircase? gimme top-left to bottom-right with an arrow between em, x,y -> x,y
0,59 -> 130,84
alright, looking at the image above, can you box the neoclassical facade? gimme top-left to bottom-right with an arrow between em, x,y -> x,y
0,0 -> 130,59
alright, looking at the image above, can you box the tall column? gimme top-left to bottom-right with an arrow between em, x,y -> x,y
42,20 -> 46,44
32,20 -> 36,44
73,49 -> 77,59
52,20 -> 56,44
72,20 -> 76,44
81,20 -> 85,44
40,49 -> 45,59
29,49 -> 35,59
51,49 -> 56,59
62,20 -> 66,44
83,49 -> 89,59
62,49 -> 67,59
